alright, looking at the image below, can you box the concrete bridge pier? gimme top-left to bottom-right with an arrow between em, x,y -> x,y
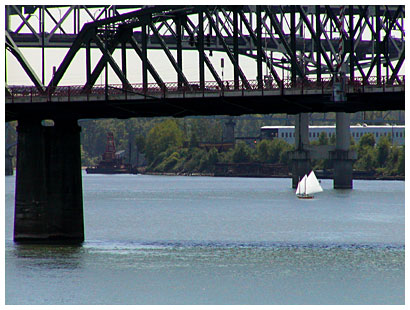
290,113 -> 311,188
223,118 -> 236,143
14,118 -> 84,244
330,112 -> 356,189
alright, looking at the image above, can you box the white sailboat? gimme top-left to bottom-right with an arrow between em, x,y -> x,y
296,171 -> 323,199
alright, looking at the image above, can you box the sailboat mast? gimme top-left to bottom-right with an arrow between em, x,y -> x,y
304,174 -> 306,195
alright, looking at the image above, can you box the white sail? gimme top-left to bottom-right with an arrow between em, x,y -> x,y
296,174 -> 307,195
305,171 -> 323,195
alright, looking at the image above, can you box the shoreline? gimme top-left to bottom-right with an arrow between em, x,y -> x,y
75,167 -> 404,181
139,171 -> 404,181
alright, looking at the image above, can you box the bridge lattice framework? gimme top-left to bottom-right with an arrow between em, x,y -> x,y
6,5 -> 405,99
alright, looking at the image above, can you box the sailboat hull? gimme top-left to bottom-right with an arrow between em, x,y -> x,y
297,194 -> 314,199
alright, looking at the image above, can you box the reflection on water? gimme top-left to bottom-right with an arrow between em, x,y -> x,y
11,244 -> 84,271
6,240 -> 404,305
5,175 -> 405,305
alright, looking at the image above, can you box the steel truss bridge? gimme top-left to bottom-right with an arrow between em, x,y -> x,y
5,5 -> 405,121
5,5 -> 406,243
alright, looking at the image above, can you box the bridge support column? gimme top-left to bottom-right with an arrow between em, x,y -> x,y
290,113 -> 311,188
14,118 -> 84,244
6,154 -> 13,175
330,112 -> 356,189
223,118 -> 236,144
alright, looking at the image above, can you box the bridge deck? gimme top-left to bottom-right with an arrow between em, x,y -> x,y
6,76 -> 405,121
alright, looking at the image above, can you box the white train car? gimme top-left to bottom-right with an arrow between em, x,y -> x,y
260,125 -> 405,145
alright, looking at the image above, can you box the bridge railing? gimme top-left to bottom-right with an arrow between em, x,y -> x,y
6,75 -> 405,102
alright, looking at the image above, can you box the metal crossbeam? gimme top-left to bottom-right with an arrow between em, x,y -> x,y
149,21 -> 191,88
5,32 -> 44,92
5,5 -> 405,96
183,17 -> 223,89
92,33 -> 133,90
205,9 -> 251,89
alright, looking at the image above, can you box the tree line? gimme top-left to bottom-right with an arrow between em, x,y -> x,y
6,116 -> 404,176
128,118 -> 404,176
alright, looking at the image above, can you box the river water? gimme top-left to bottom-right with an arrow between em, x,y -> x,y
5,173 -> 405,305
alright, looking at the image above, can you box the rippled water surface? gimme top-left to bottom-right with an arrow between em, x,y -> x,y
5,174 -> 405,304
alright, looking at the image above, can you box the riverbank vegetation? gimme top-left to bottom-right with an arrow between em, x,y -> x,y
6,116 -> 404,177
139,119 -> 404,176
78,118 -> 404,177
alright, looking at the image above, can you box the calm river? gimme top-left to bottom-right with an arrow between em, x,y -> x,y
5,173 -> 405,305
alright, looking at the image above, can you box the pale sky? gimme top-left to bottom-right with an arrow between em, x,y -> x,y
5,5 -> 404,88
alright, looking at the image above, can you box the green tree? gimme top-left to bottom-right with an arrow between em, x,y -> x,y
256,140 -> 271,162
145,119 -> 184,164
256,139 -> 292,164
385,144 -> 403,175
199,147 -> 219,172
397,146 -> 405,175
318,131 -> 329,145
376,135 -> 391,168
232,141 -> 253,163
354,145 -> 377,171
359,133 -> 376,148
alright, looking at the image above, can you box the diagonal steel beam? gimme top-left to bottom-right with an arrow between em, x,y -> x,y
93,33 -> 133,89
364,7 -> 383,82
381,6 -> 403,54
220,8 -> 252,49
11,5 -> 40,41
380,6 -> 403,84
324,5 -> 366,78
388,47 -> 404,85
83,29 -> 124,90
14,14 -> 33,34
47,23 -> 94,93
160,20 -> 177,37
205,9 -> 251,89
358,6 -> 376,38
149,21 -> 191,88
183,16 -> 223,88
346,6 -> 367,79
48,6 -> 74,40
214,9 -> 233,37
265,7 -> 305,79
297,6 -> 334,73
5,32 -> 44,92
128,36 -> 165,88
44,8 -> 67,35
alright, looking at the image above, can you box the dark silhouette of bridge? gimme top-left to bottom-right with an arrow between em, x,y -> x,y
5,5 -> 405,244
6,76 -> 404,121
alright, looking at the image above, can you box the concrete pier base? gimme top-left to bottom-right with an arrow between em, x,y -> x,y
330,150 -> 355,189
14,118 -> 84,244
331,112 -> 356,189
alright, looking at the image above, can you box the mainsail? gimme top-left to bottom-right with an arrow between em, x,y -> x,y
296,171 -> 323,196
305,171 -> 323,195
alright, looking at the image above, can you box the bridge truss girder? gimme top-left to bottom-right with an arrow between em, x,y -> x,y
5,5 -> 405,95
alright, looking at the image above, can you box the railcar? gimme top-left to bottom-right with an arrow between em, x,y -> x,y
260,125 -> 405,145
